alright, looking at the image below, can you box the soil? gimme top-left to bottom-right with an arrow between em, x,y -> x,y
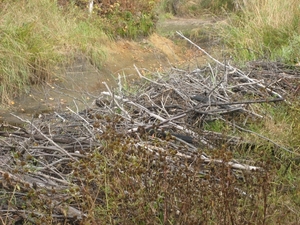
0,17 -> 221,125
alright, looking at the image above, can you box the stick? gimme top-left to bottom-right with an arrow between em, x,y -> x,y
101,91 -> 212,147
176,31 -> 283,99
10,113 -> 78,161
223,119 -> 299,156
199,97 -> 284,108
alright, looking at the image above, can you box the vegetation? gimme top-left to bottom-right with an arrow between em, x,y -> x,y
74,0 -> 159,39
1,0 -> 300,224
159,0 -> 236,17
2,62 -> 300,223
223,0 -> 300,63
0,0 -> 159,105
160,0 -> 300,64
195,0 -> 237,14
0,0 -> 107,104
1,0 -> 300,102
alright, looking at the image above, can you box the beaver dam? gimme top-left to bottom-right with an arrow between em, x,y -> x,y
1,38 -> 300,224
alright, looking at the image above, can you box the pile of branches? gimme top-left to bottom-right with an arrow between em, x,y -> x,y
1,36 -> 299,223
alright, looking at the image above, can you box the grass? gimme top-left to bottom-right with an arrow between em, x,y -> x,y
158,0 -> 237,17
159,0 -> 300,64
1,0 -> 300,224
223,0 -> 300,63
197,99 -> 300,224
0,0 -> 161,105
198,0 -> 237,13
75,0 -> 159,39
0,0 -> 108,105
103,7 -> 156,39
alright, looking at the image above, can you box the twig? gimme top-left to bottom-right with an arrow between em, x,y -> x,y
102,81 -> 132,120
101,91 -> 212,147
66,107 -> 95,139
10,113 -> 78,161
176,31 -> 283,99
224,119 -> 299,156
199,97 -> 284,108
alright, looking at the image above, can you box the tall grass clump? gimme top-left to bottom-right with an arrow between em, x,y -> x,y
0,0 -> 107,104
223,0 -> 300,63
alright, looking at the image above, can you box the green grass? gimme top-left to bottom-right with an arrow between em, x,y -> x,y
0,0 -> 161,104
158,0 -> 237,17
0,0 -> 107,104
104,9 -> 156,39
223,0 -> 300,64
199,0 -> 237,13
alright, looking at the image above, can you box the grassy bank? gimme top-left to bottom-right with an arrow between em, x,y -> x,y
223,0 -> 300,63
0,0 -> 108,104
0,0 -> 161,105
